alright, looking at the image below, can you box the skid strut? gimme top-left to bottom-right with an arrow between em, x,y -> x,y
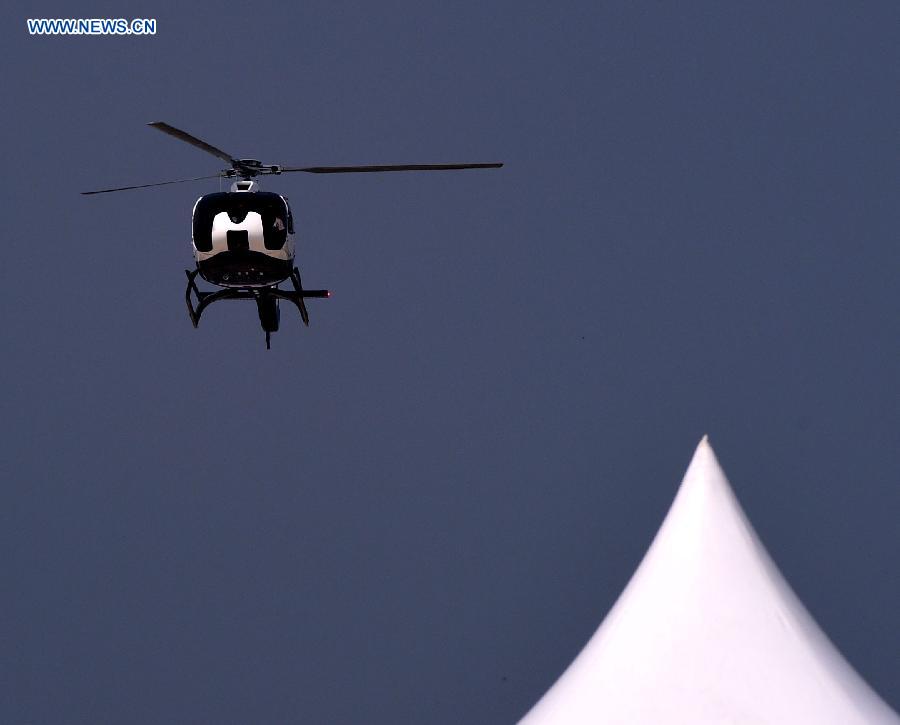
184,267 -> 329,347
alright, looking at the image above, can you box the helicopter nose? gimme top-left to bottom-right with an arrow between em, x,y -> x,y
226,229 -> 249,251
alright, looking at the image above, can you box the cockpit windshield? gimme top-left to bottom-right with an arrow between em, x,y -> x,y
193,192 -> 290,251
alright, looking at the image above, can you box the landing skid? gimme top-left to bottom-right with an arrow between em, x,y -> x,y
185,267 -> 329,348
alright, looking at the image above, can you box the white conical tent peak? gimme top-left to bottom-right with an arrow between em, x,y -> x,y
520,437 -> 899,724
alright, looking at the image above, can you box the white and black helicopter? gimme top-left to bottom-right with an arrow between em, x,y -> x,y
83,122 -> 502,347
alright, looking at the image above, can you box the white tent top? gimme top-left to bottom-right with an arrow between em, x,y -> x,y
520,437 -> 898,724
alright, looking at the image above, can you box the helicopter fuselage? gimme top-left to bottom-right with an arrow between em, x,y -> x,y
184,183 -> 328,347
191,188 -> 295,288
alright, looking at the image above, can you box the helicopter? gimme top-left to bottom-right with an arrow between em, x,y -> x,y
83,122 -> 502,348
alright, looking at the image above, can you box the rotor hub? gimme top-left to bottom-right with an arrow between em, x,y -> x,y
224,160 -> 283,180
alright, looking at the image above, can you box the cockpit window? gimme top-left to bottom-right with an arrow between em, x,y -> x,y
192,192 -> 290,251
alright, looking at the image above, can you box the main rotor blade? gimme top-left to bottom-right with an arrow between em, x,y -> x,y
279,162 -> 503,174
81,173 -> 222,195
148,121 -> 240,167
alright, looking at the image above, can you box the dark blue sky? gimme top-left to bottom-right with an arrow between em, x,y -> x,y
2,2 -> 897,722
